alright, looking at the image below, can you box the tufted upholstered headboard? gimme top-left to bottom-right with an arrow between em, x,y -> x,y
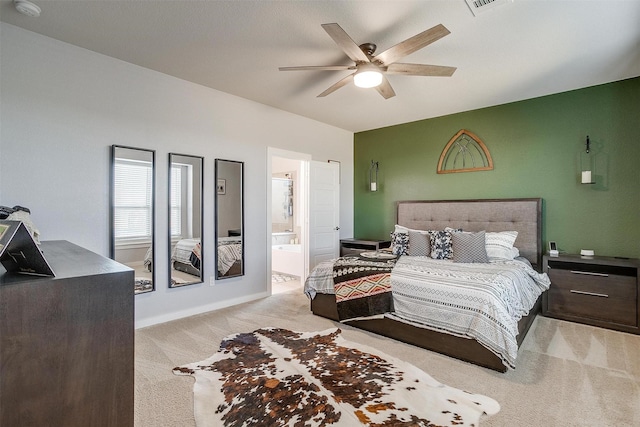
397,198 -> 542,269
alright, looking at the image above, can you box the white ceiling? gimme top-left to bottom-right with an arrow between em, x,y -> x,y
2,0 -> 639,133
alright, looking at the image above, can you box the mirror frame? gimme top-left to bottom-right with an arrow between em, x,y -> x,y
110,145 -> 156,294
215,159 -> 244,280
168,153 -> 204,288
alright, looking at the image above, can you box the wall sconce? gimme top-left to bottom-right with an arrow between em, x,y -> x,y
369,160 -> 379,192
580,135 -> 595,184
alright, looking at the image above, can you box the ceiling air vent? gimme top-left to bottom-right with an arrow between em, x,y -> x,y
465,0 -> 513,17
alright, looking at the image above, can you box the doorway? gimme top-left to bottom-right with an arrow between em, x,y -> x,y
268,148 -> 310,294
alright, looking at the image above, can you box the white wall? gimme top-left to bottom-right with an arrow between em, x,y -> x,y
0,23 -> 354,328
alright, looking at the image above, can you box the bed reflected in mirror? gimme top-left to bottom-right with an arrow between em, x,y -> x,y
215,159 -> 244,279
168,153 -> 204,287
110,145 -> 155,294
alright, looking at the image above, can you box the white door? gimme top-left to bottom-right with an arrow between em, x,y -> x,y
308,161 -> 340,272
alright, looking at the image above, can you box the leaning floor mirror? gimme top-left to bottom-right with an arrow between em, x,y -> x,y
168,153 -> 204,288
215,159 -> 244,279
110,145 -> 156,294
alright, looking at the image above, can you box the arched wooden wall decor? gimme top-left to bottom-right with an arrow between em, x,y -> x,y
437,129 -> 494,174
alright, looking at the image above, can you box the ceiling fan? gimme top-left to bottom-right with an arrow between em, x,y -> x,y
279,23 -> 456,99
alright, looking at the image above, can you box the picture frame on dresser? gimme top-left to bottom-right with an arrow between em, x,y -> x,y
0,220 -> 55,277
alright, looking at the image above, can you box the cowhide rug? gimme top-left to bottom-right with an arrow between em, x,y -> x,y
173,328 -> 500,427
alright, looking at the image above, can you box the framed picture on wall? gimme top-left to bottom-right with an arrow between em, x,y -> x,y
217,179 -> 226,195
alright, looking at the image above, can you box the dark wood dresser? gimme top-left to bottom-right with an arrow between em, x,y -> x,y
542,254 -> 639,334
0,240 -> 134,426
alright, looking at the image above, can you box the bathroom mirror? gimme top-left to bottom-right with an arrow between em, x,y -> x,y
215,159 -> 244,279
168,153 -> 204,287
110,145 -> 155,294
272,177 -> 294,233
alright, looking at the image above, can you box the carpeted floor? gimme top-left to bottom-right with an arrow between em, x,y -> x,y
134,280 -> 640,427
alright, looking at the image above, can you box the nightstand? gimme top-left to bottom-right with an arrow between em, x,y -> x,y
340,238 -> 391,257
542,254 -> 639,334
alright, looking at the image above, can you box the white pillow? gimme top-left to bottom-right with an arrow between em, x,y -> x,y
511,246 -> 520,259
485,231 -> 518,260
394,224 -> 409,234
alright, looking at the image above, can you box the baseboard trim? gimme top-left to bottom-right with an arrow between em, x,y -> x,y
134,291 -> 269,329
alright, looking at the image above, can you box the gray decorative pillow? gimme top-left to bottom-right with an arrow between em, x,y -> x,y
407,230 -> 430,256
452,231 -> 489,263
429,230 -> 455,259
390,231 -> 409,255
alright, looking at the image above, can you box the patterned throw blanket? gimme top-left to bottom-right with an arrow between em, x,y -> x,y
173,328 -> 500,427
332,255 -> 397,321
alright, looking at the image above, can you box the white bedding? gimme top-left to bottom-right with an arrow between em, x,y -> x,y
217,237 -> 242,275
304,255 -> 550,369
304,259 -> 335,298
172,238 -> 200,265
157,237 -> 242,275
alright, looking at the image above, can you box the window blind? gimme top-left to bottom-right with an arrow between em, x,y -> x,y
170,164 -> 183,237
114,159 -> 153,241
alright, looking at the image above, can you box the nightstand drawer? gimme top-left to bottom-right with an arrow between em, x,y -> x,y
547,269 -> 637,326
547,268 -> 636,299
547,260 -> 636,278
543,254 -> 640,333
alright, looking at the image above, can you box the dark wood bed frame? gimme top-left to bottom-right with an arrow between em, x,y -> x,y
222,260 -> 243,277
174,258 -> 243,278
310,198 -> 543,372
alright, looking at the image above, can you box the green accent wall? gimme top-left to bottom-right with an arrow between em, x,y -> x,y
354,76 -> 640,259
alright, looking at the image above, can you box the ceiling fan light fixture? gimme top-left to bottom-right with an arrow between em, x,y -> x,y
281,22 -> 455,98
353,65 -> 383,88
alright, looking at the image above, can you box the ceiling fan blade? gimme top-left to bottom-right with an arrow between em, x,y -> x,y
375,75 -> 396,99
375,24 -> 451,65
317,73 -> 354,97
321,23 -> 370,63
279,65 -> 355,72
386,63 -> 456,77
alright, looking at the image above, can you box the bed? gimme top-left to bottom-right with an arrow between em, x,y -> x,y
216,236 -> 243,277
171,238 -> 202,276
305,198 -> 550,372
172,237 -> 243,277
